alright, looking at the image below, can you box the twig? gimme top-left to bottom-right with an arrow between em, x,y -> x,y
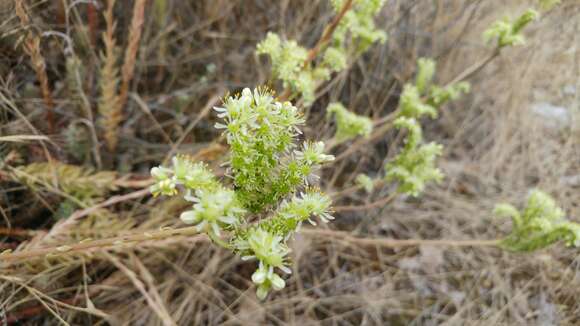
103,252 -> 177,326
1,226 -> 204,263
334,192 -> 396,212
304,0 -> 354,66
443,47 -> 501,88
2,221 -> 502,264
302,229 -> 501,248
278,0 -> 354,102
330,179 -> 385,199
0,227 -> 40,238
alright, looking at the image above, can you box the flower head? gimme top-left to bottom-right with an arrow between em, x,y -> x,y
399,84 -> 438,119
236,227 -> 291,299
150,167 -> 177,197
327,102 -> 373,143
252,261 -> 286,300
171,155 -> 217,191
483,9 -> 539,48
385,118 -> 443,197
495,189 -> 580,252
295,141 -> 335,165
180,188 -> 245,236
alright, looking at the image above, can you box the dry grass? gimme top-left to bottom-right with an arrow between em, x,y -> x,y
98,0 -> 122,153
0,0 -> 579,325
14,0 -> 55,134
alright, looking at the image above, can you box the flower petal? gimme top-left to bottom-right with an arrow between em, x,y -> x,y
180,211 -> 200,224
270,273 -> 285,291
252,269 -> 266,284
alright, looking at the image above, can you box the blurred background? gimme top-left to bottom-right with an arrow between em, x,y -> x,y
0,0 -> 579,324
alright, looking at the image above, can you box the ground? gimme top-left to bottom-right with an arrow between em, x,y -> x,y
0,1 -> 579,325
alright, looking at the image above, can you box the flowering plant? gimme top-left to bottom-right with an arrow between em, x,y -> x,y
495,190 -> 580,252
150,88 -> 334,299
484,9 -> 539,48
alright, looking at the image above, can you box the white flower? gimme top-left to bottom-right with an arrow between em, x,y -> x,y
150,166 -> 177,197
278,191 -> 334,227
295,141 -> 335,165
237,228 -> 291,300
171,156 -> 216,190
179,188 -> 245,236
246,228 -> 290,270
252,261 -> 286,300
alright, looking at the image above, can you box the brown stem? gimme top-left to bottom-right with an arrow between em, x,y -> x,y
443,48 -> 500,88
6,297 -> 77,324
0,227 -> 40,238
302,229 -> 501,248
1,226 -> 204,263
330,179 -> 385,199
278,0 -> 354,102
2,223 -> 501,264
305,0 -> 354,65
334,192 -> 396,212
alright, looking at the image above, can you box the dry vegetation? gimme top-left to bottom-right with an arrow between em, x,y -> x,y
0,0 -> 579,325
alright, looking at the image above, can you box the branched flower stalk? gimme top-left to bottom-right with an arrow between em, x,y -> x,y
149,88 -> 335,299
258,0 -> 386,105
495,189 -> 580,252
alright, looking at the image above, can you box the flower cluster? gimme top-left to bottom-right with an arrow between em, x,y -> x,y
398,58 -> 469,120
233,190 -> 332,299
383,58 -> 469,196
327,102 -> 373,143
256,0 -> 386,105
483,9 -> 539,48
255,33 -> 320,104
277,191 -> 335,226
399,84 -> 438,119
216,88 -> 333,212
150,155 -> 217,197
254,190 -> 334,240
330,0 -> 387,54
151,88 -> 335,300
495,189 -> 580,252
355,174 -> 374,193
295,141 -> 336,166
180,187 -> 245,237
385,117 -> 443,197
236,228 -> 291,300
428,83 -> 471,108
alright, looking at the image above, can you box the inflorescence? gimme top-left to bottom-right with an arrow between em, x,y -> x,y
151,88 -> 334,299
257,0 -> 386,105
495,189 -> 580,252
